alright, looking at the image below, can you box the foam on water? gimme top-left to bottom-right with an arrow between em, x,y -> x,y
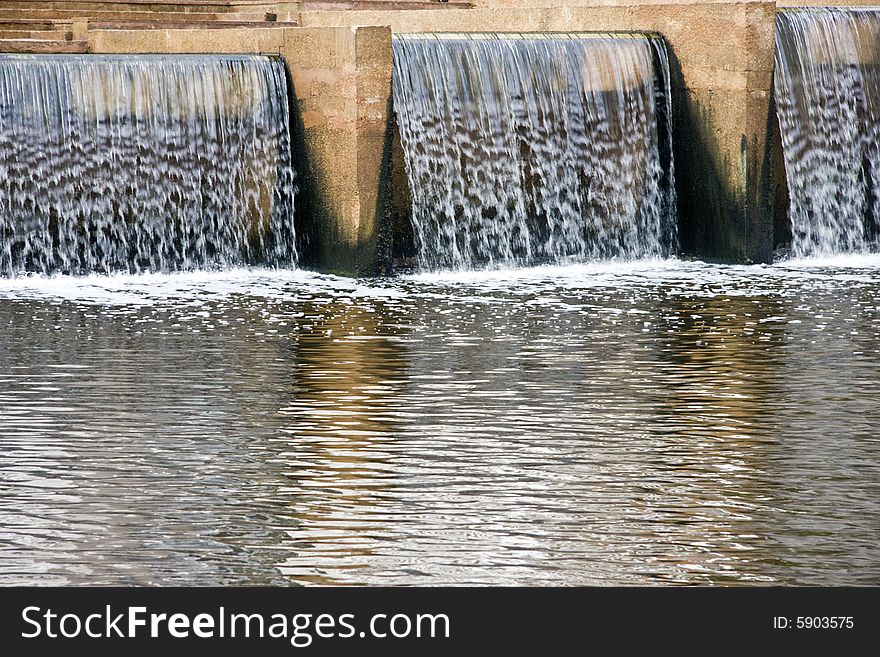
0,267 -> 410,307
4,255 -> 880,308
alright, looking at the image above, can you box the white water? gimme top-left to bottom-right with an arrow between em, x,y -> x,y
392,33 -> 677,270
3,255 -> 880,306
0,54 -> 297,276
774,9 -> 880,256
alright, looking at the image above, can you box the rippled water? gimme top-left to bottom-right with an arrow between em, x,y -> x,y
1,258 -> 878,585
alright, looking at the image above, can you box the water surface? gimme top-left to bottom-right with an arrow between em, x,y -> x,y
1,258 -> 878,585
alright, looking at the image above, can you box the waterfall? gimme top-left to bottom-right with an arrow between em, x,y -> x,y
391,33 -> 677,271
774,9 -> 880,257
0,54 -> 296,276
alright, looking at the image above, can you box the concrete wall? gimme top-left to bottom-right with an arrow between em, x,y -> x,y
290,3 -> 778,263
81,2 -> 875,270
90,25 -> 393,276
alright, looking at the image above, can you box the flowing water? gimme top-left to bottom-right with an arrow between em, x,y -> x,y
0,54 -> 297,276
0,259 -> 878,586
0,27 -> 877,588
774,8 -> 880,256
392,34 -> 676,270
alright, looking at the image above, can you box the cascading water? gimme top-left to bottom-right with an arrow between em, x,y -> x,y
774,9 -> 880,257
0,54 -> 296,276
391,33 -> 677,271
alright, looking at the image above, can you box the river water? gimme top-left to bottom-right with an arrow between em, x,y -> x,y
0,257 -> 878,585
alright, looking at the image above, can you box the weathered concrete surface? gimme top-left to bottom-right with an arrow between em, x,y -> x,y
291,3 -> 778,263
90,25 -> 393,275
277,1 -> 471,11
0,37 -> 88,52
463,0 -> 880,6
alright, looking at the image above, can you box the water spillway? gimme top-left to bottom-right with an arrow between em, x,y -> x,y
391,33 -> 677,271
0,54 -> 296,276
774,9 -> 880,257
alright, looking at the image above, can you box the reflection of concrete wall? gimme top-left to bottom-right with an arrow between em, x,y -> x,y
89,25 -> 393,276
274,301 -> 407,584
652,294 -> 786,427
284,300 -> 407,438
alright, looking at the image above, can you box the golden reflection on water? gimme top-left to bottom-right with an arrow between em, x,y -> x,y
0,263 -> 878,585
274,301 -> 406,585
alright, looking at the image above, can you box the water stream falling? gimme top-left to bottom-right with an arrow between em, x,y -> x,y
774,9 -> 880,257
0,54 -> 296,276
392,33 -> 677,271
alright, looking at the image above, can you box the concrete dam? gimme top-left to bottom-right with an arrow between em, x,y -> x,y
0,1 -> 878,274
2,3 -> 880,590
392,32 -> 677,269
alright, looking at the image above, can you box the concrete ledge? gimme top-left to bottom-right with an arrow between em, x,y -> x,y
0,38 -> 88,52
86,20 -> 293,29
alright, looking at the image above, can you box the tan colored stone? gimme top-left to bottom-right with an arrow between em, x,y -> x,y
300,110 -> 327,127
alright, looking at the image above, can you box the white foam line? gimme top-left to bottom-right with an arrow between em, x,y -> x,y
774,253 -> 880,269
1,256 -> 878,305
0,268 -> 404,305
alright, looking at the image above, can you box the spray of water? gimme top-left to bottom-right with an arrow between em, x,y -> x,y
775,9 -> 880,256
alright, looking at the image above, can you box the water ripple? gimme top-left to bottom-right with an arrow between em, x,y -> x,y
0,259 -> 878,585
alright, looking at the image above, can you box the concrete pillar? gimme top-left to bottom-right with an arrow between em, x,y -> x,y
89,25 -> 393,276
661,2 -> 778,264
276,2 -> 304,19
70,21 -> 89,41
282,26 -> 393,274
